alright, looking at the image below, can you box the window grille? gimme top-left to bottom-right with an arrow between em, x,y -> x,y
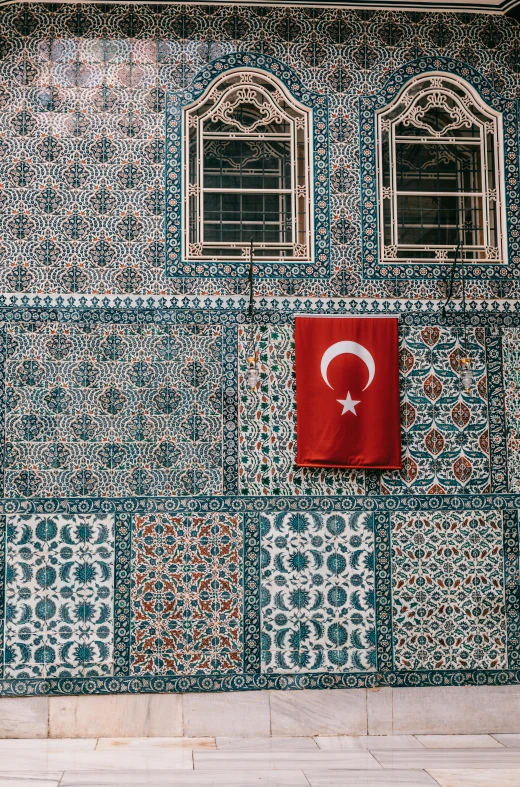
183,69 -> 313,263
376,73 -> 507,265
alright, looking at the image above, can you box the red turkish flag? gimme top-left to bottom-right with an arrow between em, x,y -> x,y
295,316 -> 401,469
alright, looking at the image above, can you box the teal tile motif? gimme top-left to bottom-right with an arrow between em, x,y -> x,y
503,328 -> 520,492
130,512 -> 245,675
4,512 -> 115,678
380,327 -> 490,495
391,510 -> 507,671
260,511 -> 376,673
238,326 -> 365,496
4,323 -> 225,498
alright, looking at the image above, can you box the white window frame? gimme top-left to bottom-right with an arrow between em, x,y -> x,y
376,72 -> 507,266
182,67 -> 314,264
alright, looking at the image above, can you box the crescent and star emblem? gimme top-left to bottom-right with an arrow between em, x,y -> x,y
320,341 -> 376,416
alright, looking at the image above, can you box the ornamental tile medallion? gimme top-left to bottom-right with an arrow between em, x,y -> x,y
380,326 -> 490,495
391,509 -> 507,671
238,326 -> 365,496
4,512 -> 115,678
4,323 -> 225,498
261,511 -> 376,673
130,512 -> 244,675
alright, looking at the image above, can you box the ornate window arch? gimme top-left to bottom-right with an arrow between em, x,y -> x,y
376,72 -> 507,266
182,68 -> 313,264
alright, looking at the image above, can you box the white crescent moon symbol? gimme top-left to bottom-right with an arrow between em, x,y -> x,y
320,341 -> 376,392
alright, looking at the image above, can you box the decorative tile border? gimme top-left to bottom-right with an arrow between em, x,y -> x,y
113,511 -> 132,677
360,57 -> 520,281
503,509 -> 520,671
165,52 -> 331,279
486,327 -> 509,493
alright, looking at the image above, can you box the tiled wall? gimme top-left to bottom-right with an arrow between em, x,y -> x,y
0,3 -> 518,697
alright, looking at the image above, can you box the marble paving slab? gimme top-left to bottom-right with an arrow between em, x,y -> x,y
96,738 -> 215,750
372,749 -> 520,769
416,736 -> 504,749
315,736 -> 424,750
0,752 -> 193,772
0,741 -> 96,750
427,769 -> 520,786
491,735 -> 520,747
216,738 -> 319,751
193,752 -> 382,770
0,776 -> 62,787
304,770 -> 441,786
59,770 -> 309,786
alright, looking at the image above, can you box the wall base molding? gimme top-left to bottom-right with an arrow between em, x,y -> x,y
1,687 -> 520,739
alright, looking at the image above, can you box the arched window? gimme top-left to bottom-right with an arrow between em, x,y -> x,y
183,69 -> 313,263
377,73 -> 506,265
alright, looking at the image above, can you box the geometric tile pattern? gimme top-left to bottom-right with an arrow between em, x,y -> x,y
261,511 -> 376,673
238,326 -> 365,496
4,512 -> 115,678
130,512 -> 244,675
391,509 -> 507,671
502,328 -> 520,492
4,323 -> 224,497
379,327 -> 491,495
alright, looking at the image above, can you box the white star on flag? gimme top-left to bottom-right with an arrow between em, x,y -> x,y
337,392 -> 360,416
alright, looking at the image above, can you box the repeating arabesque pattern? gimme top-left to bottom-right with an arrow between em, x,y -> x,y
391,509 -> 507,671
130,512 -> 244,675
261,511 -> 376,673
380,327 -> 491,495
0,4 -> 518,299
4,512 -> 115,679
4,323 -> 224,498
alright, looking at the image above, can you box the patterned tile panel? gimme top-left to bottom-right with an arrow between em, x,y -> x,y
503,328 -> 520,492
379,327 -> 490,495
260,510 -> 376,673
130,512 -> 244,675
238,326 -> 365,496
391,509 -> 507,671
0,5 -> 516,298
4,323 -> 224,497
4,512 -> 115,678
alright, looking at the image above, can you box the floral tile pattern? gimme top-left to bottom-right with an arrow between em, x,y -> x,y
238,326 -> 365,496
4,323 -> 225,498
502,329 -> 520,492
4,512 -> 115,678
260,510 -> 376,673
379,327 -> 490,495
130,512 -> 244,675
391,509 -> 507,671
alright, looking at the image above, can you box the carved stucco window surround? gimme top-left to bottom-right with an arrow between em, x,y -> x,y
376,72 -> 507,268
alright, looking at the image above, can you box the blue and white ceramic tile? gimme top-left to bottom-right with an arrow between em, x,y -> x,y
4,512 -> 115,678
260,511 -> 376,673
4,323 -> 225,497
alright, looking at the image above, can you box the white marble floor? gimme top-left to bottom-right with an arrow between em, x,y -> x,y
0,735 -> 518,786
